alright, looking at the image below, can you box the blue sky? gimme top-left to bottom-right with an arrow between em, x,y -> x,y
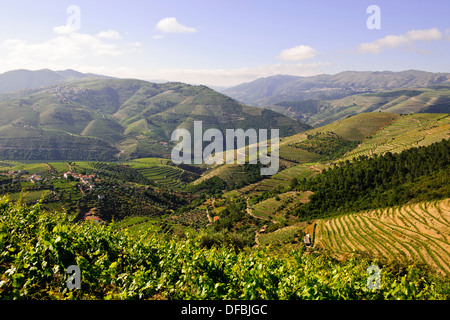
0,0 -> 449,86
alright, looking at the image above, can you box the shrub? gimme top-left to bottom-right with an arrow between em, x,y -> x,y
0,196 -> 448,300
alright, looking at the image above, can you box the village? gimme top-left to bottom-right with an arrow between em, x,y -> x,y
5,169 -> 100,188
2,169 -> 104,223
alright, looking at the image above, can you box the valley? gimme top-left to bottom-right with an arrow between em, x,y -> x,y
222,71 -> 450,127
0,78 -> 310,161
0,70 -> 449,300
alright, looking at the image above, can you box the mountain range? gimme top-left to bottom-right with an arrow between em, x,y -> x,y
0,71 -> 310,161
0,69 -> 449,283
1,68 -> 449,161
220,70 -> 450,126
222,70 -> 450,105
0,69 -> 113,95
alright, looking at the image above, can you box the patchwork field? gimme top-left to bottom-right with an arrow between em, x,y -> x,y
276,113 -> 400,164
258,224 -> 306,246
0,161 -> 50,174
340,113 -> 450,161
193,164 -> 245,186
127,160 -> 192,189
279,146 -> 322,163
223,164 -> 322,198
47,162 -> 71,173
250,191 -> 313,223
0,157 -> 196,191
8,189 -> 51,202
315,199 -> 450,276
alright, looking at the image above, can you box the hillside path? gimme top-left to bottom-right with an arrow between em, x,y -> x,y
245,197 -> 280,225
246,197 -> 269,221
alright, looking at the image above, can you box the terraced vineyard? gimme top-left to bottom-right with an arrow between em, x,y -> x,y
315,199 -> 450,276
340,114 -> 450,161
250,191 -> 313,223
67,159 -> 188,189
47,162 -> 71,173
224,164 -> 321,198
258,224 -> 306,246
127,158 -> 203,189
130,164 -> 187,189
193,164 -> 248,186
0,161 -> 51,174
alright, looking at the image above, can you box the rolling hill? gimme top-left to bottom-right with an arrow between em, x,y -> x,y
0,74 -> 448,299
0,69 -> 112,95
222,70 -> 450,106
222,70 -> 450,127
203,112 -> 449,201
0,77 -> 311,161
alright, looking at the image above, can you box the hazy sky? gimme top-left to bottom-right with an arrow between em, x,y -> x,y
0,0 -> 449,86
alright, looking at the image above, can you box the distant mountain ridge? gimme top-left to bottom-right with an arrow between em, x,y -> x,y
221,70 -> 450,127
0,77 -> 310,161
0,69 -> 113,94
222,70 -> 450,106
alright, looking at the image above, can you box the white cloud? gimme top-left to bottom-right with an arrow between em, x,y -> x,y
0,26 -> 141,72
97,30 -> 122,40
0,21 -> 330,87
356,28 -> 443,54
155,17 -> 196,34
406,28 -> 442,41
445,29 -> 450,41
278,45 -> 318,61
1,33 -> 121,62
53,25 -> 78,35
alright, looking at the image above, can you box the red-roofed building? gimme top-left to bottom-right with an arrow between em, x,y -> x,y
84,215 -> 103,224
64,172 -> 72,179
83,208 -> 103,224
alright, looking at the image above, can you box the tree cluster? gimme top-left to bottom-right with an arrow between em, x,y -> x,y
294,132 -> 360,160
293,139 -> 450,219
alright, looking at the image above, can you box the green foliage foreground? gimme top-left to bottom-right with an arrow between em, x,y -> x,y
0,197 -> 448,300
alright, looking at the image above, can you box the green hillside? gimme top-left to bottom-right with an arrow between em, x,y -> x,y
0,69 -> 110,95
276,113 -> 449,165
223,71 -> 450,127
0,102 -> 448,302
315,199 -> 450,276
340,113 -> 450,161
205,112 -> 448,203
0,71 -> 449,303
258,86 -> 450,127
275,113 -> 399,164
1,197 -> 448,299
0,79 -> 311,161
222,70 -> 450,107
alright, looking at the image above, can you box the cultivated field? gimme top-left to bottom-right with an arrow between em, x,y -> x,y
251,191 -> 313,223
0,161 -> 50,174
258,224 -> 305,246
340,113 -> 450,161
128,161 -> 188,189
224,164 -> 321,198
315,199 -> 450,276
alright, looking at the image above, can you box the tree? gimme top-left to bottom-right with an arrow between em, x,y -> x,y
290,177 -> 299,189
